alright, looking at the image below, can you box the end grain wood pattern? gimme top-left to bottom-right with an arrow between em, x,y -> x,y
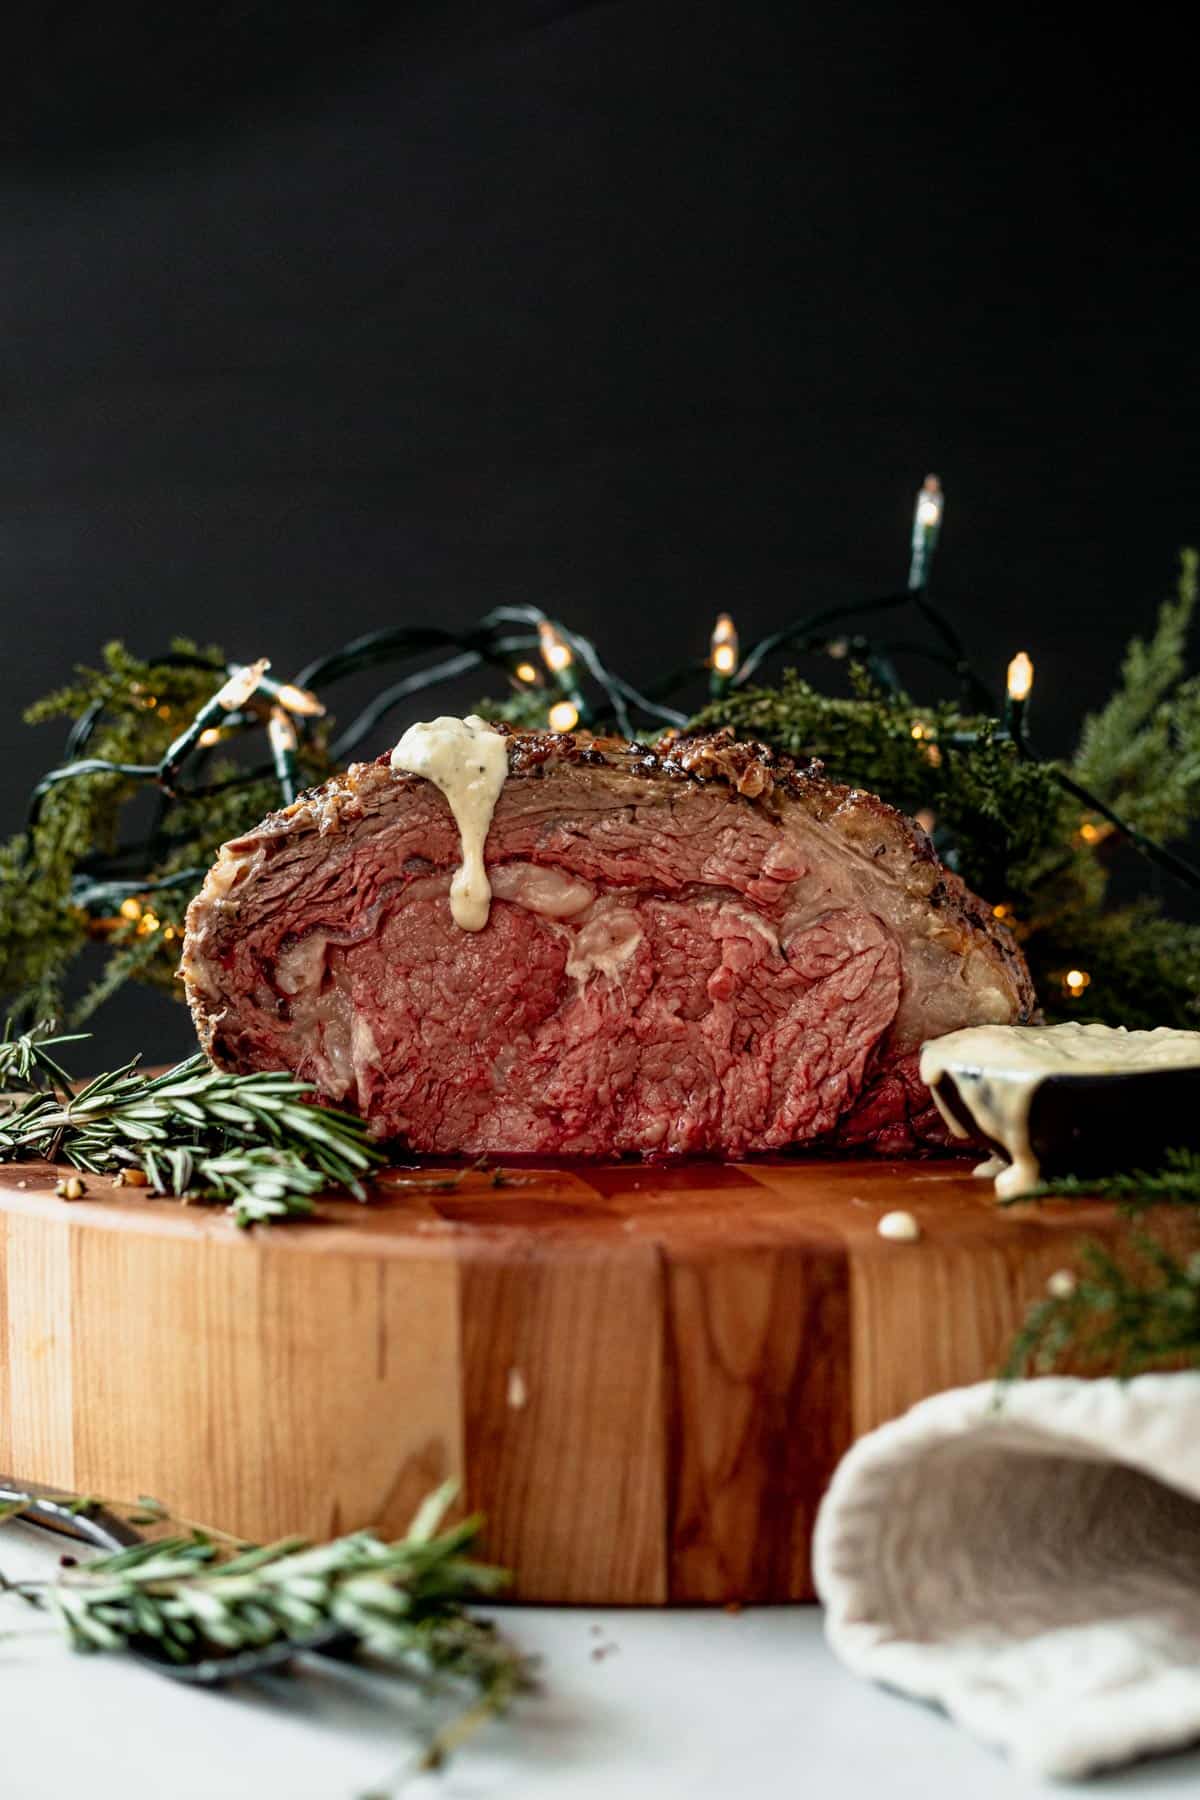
0,1156 -> 1179,1604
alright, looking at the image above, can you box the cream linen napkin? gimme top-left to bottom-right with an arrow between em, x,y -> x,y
812,1375 -> 1200,1779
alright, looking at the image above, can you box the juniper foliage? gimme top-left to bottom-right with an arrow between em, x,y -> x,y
1073,547 -> 1200,842
1005,1233 -> 1200,1379
0,640 -> 332,1026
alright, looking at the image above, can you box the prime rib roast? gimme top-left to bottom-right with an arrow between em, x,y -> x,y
182,726 -> 1035,1157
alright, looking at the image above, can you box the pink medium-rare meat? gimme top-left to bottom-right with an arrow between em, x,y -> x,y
181,727 -> 1035,1156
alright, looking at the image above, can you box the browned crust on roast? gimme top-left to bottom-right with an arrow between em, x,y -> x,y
183,726 -> 1036,1059
224,724 -> 932,844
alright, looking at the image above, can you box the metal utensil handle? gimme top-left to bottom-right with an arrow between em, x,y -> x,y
0,1476 -> 142,1553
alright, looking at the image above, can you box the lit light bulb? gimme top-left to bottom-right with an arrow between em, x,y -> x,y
119,897 -> 143,921
548,699 -> 580,733
914,474 -> 943,532
910,721 -> 927,740
1006,652 -> 1034,702
514,661 -> 539,684
198,727 -> 223,748
538,620 -> 573,674
908,475 -> 944,591
1077,818 -> 1111,847
138,910 -> 161,936
215,658 -> 270,711
268,706 -> 299,755
1064,968 -> 1091,996
710,613 -> 739,678
274,682 -> 325,717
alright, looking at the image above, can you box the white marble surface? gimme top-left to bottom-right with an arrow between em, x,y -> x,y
2,1525 -> 1200,1799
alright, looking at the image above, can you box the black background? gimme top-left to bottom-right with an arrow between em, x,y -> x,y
1,2 -> 1197,1058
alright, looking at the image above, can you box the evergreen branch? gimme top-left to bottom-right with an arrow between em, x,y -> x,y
2,639 -> 333,1028
1004,1235 -> 1200,1379
1000,1147 -> 1200,1378
694,668 -> 1072,904
1009,1147 -> 1200,1211
1030,901 -> 1200,1031
1072,549 -> 1200,840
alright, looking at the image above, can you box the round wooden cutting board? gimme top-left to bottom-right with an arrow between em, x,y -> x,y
0,1155 -> 1179,1604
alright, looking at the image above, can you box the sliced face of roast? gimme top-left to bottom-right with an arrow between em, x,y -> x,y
181,728 -> 1035,1157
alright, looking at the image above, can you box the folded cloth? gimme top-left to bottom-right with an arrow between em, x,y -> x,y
812,1375 -> 1200,1779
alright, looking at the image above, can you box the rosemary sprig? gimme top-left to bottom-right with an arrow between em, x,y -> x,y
0,1481 -> 533,1772
0,1022 -> 88,1101
0,1034 -> 383,1225
141,1144 -> 332,1226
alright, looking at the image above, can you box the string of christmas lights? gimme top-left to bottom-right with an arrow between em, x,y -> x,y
17,478 -> 1200,988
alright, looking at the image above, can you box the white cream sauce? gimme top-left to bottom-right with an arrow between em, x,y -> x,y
919,1022 -> 1200,1200
877,1209 -> 921,1242
390,715 -> 509,931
